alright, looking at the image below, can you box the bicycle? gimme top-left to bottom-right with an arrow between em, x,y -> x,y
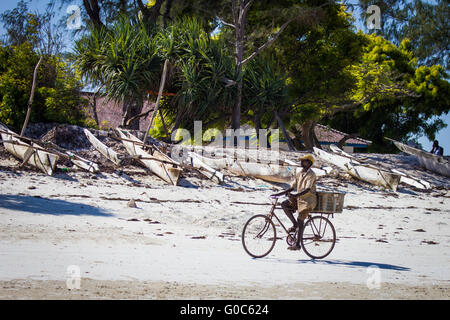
242,193 -> 339,259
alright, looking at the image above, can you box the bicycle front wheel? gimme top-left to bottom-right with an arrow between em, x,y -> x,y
301,216 -> 336,259
242,215 -> 277,258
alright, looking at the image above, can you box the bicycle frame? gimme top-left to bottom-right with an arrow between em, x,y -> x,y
266,196 -> 296,243
266,196 -> 334,242
242,194 -> 337,259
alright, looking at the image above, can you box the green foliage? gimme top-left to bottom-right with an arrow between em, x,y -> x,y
358,0 -> 449,70
75,16 -> 237,132
0,42 -> 87,131
266,3 -> 367,128
148,112 -> 168,139
75,16 -> 163,128
326,33 -> 450,151
75,17 -> 162,102
242,55 -> 288,129
157,17 -> 235,131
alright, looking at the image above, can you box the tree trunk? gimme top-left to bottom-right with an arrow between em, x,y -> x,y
162,0 -> 173,28
337,134 -> 358,150
137,0 -> 165,24
144,59 -> 169,143
254,113 -> 261,142
121,98 -> 137,129
312,123 -> 321,150
274,110 -> 296,151
21,56 -> 43,137
231,0 -> 247,137
301,120 -> 315,151
89,86 -> 102,127
130,99 -> 144,130
82,0 -> 104,29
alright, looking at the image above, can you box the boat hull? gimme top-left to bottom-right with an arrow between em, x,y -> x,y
314,147 -> 400,191
0,123 -> 59,175
189,153 -> 296,183
388,138 -> 450,177
117,130 -> 181,186
84,129 -> 121,166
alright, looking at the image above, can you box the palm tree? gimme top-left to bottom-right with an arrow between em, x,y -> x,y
243,55 -> 292,148
75,17 -> 162,129
156,17 -> 236,135
76,16 -> 244,140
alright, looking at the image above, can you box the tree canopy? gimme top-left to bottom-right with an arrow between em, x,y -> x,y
0,0 -> 87,131
0,0 -> 448,153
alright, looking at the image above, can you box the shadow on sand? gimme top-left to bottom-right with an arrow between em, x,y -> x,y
263,257 -> 410,272
0,194 -> 112,217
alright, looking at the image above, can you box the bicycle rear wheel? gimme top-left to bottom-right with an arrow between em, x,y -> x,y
242,215 -> 277,258
301,216 -> 336,259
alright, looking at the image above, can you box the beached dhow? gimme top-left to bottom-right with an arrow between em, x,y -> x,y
84,129 -> 121,166
386,138 -> 450,178
0,123 -> 59,175
116,129 -> 182,186
314,147 -> 401,191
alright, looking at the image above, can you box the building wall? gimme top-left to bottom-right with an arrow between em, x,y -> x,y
82,93 -> 154,131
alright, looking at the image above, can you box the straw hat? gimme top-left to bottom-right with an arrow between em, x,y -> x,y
297,154 -> 315,164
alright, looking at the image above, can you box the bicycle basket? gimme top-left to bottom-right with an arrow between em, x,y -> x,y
314,191 -> 345,213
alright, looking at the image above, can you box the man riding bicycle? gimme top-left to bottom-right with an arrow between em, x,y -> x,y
274,154 -> 317,251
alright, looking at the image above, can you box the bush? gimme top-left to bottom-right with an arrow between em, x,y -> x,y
0,42 -> 87,131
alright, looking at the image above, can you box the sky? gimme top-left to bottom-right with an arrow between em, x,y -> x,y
0,0 -> 448,155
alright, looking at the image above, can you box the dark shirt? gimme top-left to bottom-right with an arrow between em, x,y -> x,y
431,146 -> 444,156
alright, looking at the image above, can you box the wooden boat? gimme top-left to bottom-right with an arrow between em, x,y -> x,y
65,151 -> 100,173
116,129 -> 182,186
187,152 -> 335,183
228,160 -> 294,183
386,137 -> 450,178
283,159 -> 331,177
84,129 -> 121,166
329,145 -> 431,190
314,147 -> 401,191
184,152 -> 224,184
189,153 -> 309,183
0,123 -> 59,175
189,153 -> 230,170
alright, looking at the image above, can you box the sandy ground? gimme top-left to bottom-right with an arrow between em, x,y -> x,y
2,279 -> 449,300
0,145 -> 449,300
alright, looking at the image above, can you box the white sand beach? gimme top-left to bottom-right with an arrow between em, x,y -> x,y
0,132 -> 449,300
